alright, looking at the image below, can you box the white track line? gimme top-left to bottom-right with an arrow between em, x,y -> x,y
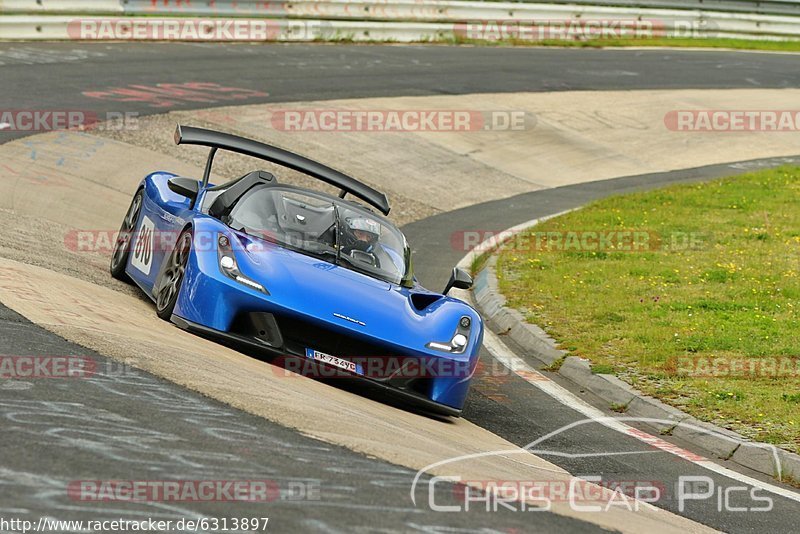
483,328 -> 800,503
456,212 -> 800,502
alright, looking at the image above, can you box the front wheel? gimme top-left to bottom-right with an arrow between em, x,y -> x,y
110,189 -> 144,282
155,229 -> 192,321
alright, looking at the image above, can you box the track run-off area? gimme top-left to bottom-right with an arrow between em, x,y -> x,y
1,42 -> 800,532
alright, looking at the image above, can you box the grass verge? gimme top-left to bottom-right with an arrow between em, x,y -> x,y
495,166 -> 800,454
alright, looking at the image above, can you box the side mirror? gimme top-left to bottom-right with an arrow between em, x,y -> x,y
167,177 -> 200,203
443,267 -> 473,295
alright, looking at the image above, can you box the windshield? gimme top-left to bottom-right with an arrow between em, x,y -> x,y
226,186 -> 413,286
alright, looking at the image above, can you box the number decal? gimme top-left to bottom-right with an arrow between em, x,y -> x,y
131,215 -> 155,275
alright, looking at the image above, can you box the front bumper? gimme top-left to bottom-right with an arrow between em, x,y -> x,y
171,315 -> 463,417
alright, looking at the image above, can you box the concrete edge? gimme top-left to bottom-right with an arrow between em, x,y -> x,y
467,214 -> 800,484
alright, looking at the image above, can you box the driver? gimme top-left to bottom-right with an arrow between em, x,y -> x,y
342,216 -> 404,277
344,217 -> 381,253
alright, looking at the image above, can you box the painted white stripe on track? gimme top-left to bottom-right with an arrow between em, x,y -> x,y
482,328 -> 800,503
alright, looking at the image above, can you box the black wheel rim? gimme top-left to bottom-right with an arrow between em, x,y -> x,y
111,194 -> 142,270
156,232 -> 191,312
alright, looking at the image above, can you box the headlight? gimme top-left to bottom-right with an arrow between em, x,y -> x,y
427,316 -> 472,354
217,233 -> 268,294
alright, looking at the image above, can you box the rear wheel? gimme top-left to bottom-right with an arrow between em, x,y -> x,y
110,189 -> 143,282
155,229 -> 192,321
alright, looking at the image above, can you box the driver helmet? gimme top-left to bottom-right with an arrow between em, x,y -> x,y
345,217 -> 381,250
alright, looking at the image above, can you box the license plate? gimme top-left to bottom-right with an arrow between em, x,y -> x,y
305,348 -> 358,374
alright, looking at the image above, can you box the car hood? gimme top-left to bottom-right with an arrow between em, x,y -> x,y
233,235 -> 470,354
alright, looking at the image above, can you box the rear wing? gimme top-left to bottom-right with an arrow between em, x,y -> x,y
174,124 -> 391,215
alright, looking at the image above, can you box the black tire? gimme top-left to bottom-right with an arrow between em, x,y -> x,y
155,229 -> 192,321
110,189 -> 144,283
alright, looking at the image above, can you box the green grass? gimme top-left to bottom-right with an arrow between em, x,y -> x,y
470,249 -> 492,277
496,166 -> 800,453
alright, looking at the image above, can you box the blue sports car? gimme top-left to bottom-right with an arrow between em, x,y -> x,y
111,125 -> 482,416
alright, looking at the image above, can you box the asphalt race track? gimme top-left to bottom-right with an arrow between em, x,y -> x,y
0,306 -> 593,533
410,158 -> 800,532
2,42 -> 800,532
2,42 -> 800,146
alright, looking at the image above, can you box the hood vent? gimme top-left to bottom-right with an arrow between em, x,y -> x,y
410,292 -> 443,311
